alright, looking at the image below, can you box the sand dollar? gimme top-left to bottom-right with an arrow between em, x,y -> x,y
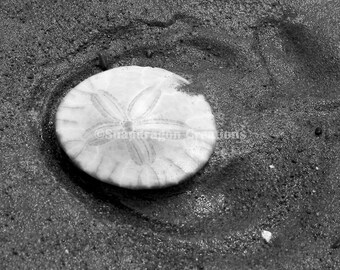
56,66 -> 217,189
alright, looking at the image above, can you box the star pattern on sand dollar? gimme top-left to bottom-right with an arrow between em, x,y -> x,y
82,84 -> 190,166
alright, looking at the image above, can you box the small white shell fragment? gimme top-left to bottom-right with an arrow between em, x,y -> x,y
56,66 -> 217,189
261,230 -> 273,243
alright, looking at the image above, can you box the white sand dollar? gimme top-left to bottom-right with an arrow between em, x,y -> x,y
56,66 -> 217,189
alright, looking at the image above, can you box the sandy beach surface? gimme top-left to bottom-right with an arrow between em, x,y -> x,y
1,0 -> 340,269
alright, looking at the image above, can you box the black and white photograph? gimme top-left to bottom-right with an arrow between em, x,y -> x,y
1,0 -> 340,269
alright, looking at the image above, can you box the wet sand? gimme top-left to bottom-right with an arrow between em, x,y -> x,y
1,0 -> 340,269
